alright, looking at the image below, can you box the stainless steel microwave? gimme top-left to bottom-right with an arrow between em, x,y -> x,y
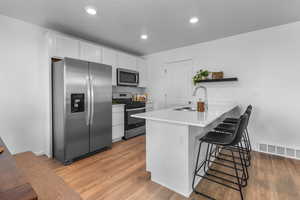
117,68 -> 139,87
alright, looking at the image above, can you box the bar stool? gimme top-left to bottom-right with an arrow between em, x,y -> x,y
192,113 -> 249,200
223,105 -> 252,151
214,105 -> 252,167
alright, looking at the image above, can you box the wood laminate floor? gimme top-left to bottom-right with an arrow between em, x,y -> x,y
41,136 -> 300,200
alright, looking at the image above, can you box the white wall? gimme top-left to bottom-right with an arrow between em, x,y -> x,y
0,14 -> 145,156
0,15 -> 50,155
146,22 -> 300,150
1,11 -> 300,155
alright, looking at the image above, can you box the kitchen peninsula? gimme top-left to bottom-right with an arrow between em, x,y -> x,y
132,103 -> 240,197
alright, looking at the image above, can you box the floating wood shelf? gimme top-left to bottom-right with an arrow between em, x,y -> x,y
195,77 -> 238,83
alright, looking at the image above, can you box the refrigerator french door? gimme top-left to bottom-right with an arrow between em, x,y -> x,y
52,58 -> 112,165
89,62 -> 112,152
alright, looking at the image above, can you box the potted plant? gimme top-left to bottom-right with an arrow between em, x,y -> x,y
192,69 -> 210,85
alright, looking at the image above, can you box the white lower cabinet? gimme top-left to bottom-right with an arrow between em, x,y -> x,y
112,105 -> 125,142
112,125 -> 124,142
112,112 -> 124,126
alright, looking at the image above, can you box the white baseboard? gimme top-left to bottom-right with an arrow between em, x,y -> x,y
113,138 -> 123,143
33,151 -> 45,156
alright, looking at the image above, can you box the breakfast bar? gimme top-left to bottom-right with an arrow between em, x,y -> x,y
132,103 -> 240,197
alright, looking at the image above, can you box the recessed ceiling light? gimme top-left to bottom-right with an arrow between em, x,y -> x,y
85,6 -> 97,15
140,34 -> 148,40
189,17 -> 199,24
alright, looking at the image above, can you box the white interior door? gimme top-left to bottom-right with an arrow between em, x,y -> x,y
163,59 -> 193,108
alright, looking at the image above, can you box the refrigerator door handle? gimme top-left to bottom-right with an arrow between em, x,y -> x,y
90,77 -> 95,125
86,76 -> 91,126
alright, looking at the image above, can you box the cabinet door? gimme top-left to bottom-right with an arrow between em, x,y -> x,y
80,41 -> 102,63
137,58 -> 148,87
55,35 -> 79,59
112,125 -> 124,141
117,52 -> 137,70
102,48 -> 117,85
112,111 -> 124,126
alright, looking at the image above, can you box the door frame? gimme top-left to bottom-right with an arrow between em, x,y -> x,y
162,58 -> 194,108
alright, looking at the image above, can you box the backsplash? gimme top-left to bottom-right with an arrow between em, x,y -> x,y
112,86 -> 146,95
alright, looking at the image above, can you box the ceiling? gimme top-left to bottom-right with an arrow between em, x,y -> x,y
1,0 -> 300,55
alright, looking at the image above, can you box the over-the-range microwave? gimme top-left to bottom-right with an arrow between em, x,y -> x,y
117,68 -> 139,87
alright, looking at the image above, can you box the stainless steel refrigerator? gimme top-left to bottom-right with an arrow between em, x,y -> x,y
52,57 -> 112,165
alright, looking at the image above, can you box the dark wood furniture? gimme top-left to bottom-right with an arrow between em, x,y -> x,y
15,152 -> 82,200
0,138 -> 38,200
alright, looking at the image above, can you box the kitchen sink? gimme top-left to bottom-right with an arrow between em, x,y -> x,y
174,106 -> 196,111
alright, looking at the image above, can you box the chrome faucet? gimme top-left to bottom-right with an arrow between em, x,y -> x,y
192,85 -> 208,111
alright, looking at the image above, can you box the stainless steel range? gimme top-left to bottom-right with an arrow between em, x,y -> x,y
113,93 -> 145,140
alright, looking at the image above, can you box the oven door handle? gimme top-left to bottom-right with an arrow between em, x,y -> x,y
126,107 -> 146,111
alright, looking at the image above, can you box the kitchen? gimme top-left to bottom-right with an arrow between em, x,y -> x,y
51,53 -> 151,164
1,1 -> 300,200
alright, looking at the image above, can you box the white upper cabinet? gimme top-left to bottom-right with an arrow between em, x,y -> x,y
137,58 -> 148,88
54,34 -> 80,59
46,32 -> 145,87
102,47 -> 117,66
102,47 -> 117,85
117,52 -> 137,70
79,41 -> 102,63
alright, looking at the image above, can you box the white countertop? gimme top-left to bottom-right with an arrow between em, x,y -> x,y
132,103 -> 239,127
